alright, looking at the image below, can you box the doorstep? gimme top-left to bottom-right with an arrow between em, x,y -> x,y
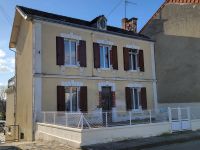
82,130 -> 200,150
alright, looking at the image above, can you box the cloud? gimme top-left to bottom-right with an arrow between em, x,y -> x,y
0,49 -> 15,73
0,49 -> 6,58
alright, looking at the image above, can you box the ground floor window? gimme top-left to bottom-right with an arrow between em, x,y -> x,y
131,88 -> 141,110
65,87 -> 80,112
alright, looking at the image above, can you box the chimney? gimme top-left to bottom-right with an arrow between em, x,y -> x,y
122,17 -> 138,33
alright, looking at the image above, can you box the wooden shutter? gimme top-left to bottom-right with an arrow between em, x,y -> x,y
111,91 -> 116,107
56,36 -> 65,65
125,87 -> 132,110
99,91 -> 102,108
79,86 -> 88,112
93,43 -> 100,68
123,47 -> 129,71
78,40 -> 87,67
140,87 -> 147,110
138,50 -> 145,72
57,86 -> 65,111
110,46 -> 118,70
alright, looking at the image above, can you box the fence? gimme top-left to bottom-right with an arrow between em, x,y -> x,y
37,109 -> 169,129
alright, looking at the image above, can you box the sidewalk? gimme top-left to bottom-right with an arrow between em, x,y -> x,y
83,130 -> 200,150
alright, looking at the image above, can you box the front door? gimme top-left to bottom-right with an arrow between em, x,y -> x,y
101,87 -> 112,125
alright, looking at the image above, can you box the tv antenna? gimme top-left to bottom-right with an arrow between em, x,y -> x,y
124,0 -> 137,19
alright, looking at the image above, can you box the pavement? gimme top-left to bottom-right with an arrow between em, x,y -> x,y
1,130 -> 200,150
142,140 -> 200,150
83,130 -> 200,150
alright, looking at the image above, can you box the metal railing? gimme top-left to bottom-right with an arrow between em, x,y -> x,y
37,110 -> 169,129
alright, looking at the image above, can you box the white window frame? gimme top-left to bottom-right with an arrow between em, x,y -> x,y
129,49 -> 139,71
100,44 -> 112,69
131,88 -> 141,111
64,39 -> 79,67
65,86 -> 80,113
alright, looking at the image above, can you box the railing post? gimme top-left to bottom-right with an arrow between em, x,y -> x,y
168,107 -> 172,123
106,112 -> 108,127
53,112 -> 56,124
65,113 -> 68,126
149,110 -> 152,123
43,112 -> 46,123
129,111 -> 132,125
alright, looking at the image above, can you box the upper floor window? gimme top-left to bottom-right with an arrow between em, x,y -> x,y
129,49 -> 138,71
56,36 -> 87,67
93,42 -> 118,70
64,39 -> 78,66
123,47 -> 144,72
100,45 -> 110,69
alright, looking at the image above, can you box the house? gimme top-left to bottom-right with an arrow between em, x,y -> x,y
140,0 -> 200,108
6,5 -> 158,143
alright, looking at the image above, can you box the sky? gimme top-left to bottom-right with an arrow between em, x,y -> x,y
0,0 -> 164,86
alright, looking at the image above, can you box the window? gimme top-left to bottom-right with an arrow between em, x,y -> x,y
65,87 -> 79,112
100,45 -> 110,68
129,49 -> 138,70
64,39 -> 78,66
131,88 -> 140,110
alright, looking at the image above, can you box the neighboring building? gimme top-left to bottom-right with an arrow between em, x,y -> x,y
7,5 -> 157,141
140,0 -> 200,108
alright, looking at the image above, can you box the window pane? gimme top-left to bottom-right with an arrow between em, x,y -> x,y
132,54 -> 137,70
105,47 -> 109,68
64,40 -> 70,65
100,46 -> 104,68
134,89 -> 139,109
65,87 -> 71,111
71,41 -> 76,65
71,87 -> 78,112
129,53 -> 132,70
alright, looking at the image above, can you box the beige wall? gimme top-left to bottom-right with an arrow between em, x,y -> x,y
41,78 -> 154,111
15,19 -> 33,141
41,22 -> 154,80
6,88 -> 15,126
141,4 -> 200,103
36,122 -> 171,148
38,21 -> 155,112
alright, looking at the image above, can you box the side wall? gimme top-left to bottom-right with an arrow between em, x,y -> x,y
15,19 -> 33,141
141,3 -> 200,103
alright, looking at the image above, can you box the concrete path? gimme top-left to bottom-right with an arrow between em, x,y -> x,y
0,140 -> 80,150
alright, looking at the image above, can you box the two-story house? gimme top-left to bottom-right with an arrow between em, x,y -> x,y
6,5 -> 157,141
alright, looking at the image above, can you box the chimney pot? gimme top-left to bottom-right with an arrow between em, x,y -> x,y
122,17 -> 138,33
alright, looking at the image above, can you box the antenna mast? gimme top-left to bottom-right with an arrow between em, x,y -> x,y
124,0 -> 136,28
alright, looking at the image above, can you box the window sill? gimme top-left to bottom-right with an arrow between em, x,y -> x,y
127,70 -> 139,73
97,67 -> 112,72
131,109 -> 143,113
64,65 -> 80,68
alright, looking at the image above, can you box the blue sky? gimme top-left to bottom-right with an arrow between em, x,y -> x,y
0,0 -> 164,86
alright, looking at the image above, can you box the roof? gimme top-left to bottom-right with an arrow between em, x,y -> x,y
15,5 -> 151,41
140,0 -> 200,33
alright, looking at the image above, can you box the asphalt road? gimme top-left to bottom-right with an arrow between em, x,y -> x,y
142,140 -> 200,150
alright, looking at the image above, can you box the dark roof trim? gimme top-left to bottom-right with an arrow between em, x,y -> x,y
16,5 -> 154,42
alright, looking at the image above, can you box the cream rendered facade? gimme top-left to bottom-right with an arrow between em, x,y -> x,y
7,6 -> 157,141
